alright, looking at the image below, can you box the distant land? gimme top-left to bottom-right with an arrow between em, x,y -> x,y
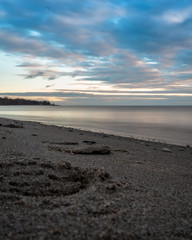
0,97 -> 55,106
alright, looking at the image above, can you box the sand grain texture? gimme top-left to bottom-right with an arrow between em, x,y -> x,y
0,117 -> 192,239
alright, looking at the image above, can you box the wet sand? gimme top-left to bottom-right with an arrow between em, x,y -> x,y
0,117 -> 192,239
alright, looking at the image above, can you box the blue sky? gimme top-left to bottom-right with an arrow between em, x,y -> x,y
0,0 -> 192,105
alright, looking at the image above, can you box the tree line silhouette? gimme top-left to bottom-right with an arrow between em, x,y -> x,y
0,97 -> 54,106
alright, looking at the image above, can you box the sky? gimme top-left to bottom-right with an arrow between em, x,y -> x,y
0,0 -> 192,105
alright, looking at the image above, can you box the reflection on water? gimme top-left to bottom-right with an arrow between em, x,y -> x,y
0,106 -> 192,146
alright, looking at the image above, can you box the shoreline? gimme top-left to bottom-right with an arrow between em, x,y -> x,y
0,117 -> 192,239
1,105 -> 192,147
0,115 -> 190,147
40,121 -> 190,148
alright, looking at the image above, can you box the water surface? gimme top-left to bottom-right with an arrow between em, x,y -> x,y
0,106 -> 191,146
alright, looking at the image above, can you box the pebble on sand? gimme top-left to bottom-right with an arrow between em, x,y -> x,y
162,148 -> 172,153
83,140 -> 96,145
32,133 -> 38,136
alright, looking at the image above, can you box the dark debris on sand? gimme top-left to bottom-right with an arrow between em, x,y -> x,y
1,123 -> 23,128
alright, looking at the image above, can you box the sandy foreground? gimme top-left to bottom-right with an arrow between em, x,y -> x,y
0,117 -> 192,240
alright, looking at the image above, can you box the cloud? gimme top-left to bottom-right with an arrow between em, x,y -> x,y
161,7 -> 192,24
0,0 -> 192,105
20,68 -> 86,80
46,84 -> 55,88
0,90 -> 191,106
1,0 -> 192,59
16,62 -> 41,67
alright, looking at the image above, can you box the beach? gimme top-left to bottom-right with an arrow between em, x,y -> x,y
0,117 -> 192,239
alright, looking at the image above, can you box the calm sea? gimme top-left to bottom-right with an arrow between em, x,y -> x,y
0,106 -> 191,146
